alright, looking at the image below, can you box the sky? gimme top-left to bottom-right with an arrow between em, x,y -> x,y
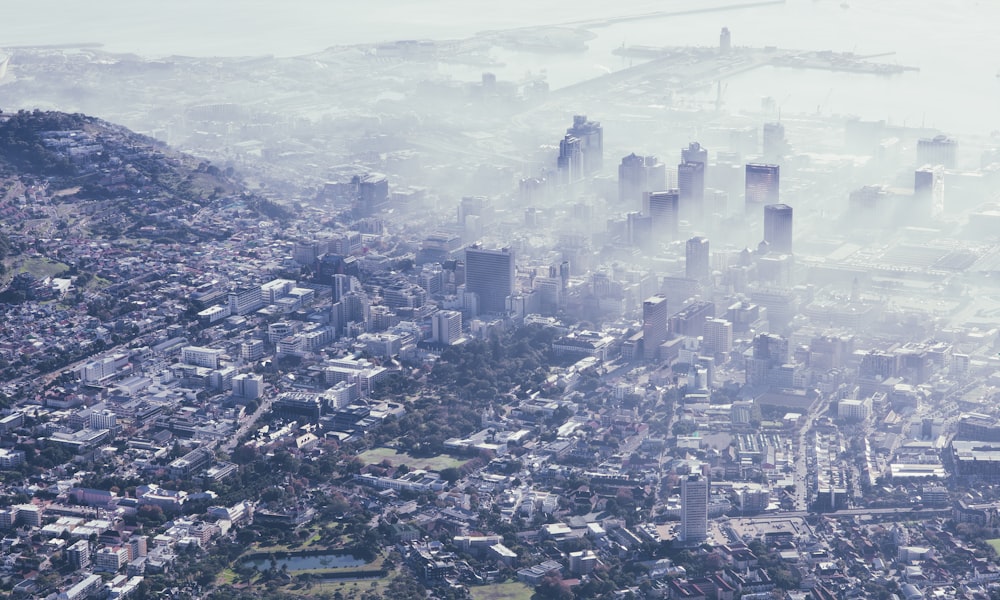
3,0 -> 999,133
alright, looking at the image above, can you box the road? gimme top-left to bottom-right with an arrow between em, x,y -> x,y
218,389 -> 278,455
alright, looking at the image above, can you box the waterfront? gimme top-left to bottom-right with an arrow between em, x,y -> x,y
4,0 -> 998,134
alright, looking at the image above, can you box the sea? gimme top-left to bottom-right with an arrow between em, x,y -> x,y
3,0 -> 999,136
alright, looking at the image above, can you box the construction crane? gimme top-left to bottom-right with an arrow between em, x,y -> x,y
715,80 -> 729,112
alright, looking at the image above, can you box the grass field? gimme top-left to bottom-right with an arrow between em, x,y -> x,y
470,582 -> 535,600
18,257 -> 69,279
358,447 -> 468,472
988,539 -> 1000,555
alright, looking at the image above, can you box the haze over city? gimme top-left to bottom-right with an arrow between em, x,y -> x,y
1,2 -> 1000,600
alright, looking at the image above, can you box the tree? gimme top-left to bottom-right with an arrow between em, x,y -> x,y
438,467 -> 461,484
536,572 -> 573,600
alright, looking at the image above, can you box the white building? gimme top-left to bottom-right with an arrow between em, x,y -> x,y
432,310 -> 463,345
94,546 -> 130,573
680,474 -> 709,543
180,346 -> 224,369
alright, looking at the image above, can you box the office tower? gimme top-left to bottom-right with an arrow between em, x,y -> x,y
331,273 -> 352,303
524,207 -> 538,228
848,185 -> 892,221
731,127 -> 759,156
352,173 -> 389,216
763,203 -> 793,254
762,122 -> 787,158
465,245 -> 515,314
341,290 -> 371,325
643,294 -> 669,361
678,161 -> 706,223
532,274 -> 562,315
682,142 -> 708,168
680,474 -> 709,543
519,176 -> 549,206
619,153 -> 666,211
557,135 -> 583,184
627,212 -> 652,249
745,163 -> 780,211
703,318 -> 734,358
719,27 -> 731,52
432,310 -> 462,345
458,195 -> 492,226
647,190 -> 680,241
914,165 -> 943,219
917,134 -> 957,169
669,300 -> 715,337
559,261 -> 571,290
566,114 -> 604,174
686,236 -> 710,280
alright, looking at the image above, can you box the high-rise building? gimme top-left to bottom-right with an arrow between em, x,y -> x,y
67,539 -> 91,569
703,318 -> 734,358
914,165 -> 944,219
643,295 -> 669,361
686,236 -> 710,281
432,310 -> 463,345
232,373 -> 264,400
678,161 -> 706,223
682,142 -> 709,168
917,134 -> 957,169
647,190 -> 680,241
228,286 -> 265,316
352,173 -> 390,216
848,184 -> 892,220
557,135 -> 583,184
627,211 -> 652,248
566,115 -> 604,175
465,245 -> 515,315
763,204 -> 793,254
720,27 -> 731,52
762,122 -> 787,158
681,474 -> 709,543
745,163 -> 780,211
619,153 -> 666,211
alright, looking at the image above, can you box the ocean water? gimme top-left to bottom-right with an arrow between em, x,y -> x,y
3,0 -> 999,134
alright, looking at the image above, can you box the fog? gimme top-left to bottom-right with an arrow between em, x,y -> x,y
4,1 -> 1000,277
4,0 -> 1000,587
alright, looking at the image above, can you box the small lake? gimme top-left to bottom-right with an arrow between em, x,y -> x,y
242,552 -> 368,572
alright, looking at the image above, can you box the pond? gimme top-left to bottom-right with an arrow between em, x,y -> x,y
242,551 -> 368,572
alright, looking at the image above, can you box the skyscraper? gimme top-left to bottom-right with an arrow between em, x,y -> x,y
619,153 -> 666,211
678,161 -> 706,223
557,135 -> 583,185
914,165 -> 944,219
464,245 -> 515,314
762,122 -> 788,158
686,236 -> 710,280
916,134 -> 957,169
682,142 -> 708,168
566,115 -> 604,175
745,163 -> 780,211
643,294 -> 669,361
680,474 -> 709,543
703,318 -> 734,358
647,190 -> 680,241
763,203 -> 793,254
627,212 -> 652,249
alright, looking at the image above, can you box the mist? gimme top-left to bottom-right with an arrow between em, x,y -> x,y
3,0 -> 1000,595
